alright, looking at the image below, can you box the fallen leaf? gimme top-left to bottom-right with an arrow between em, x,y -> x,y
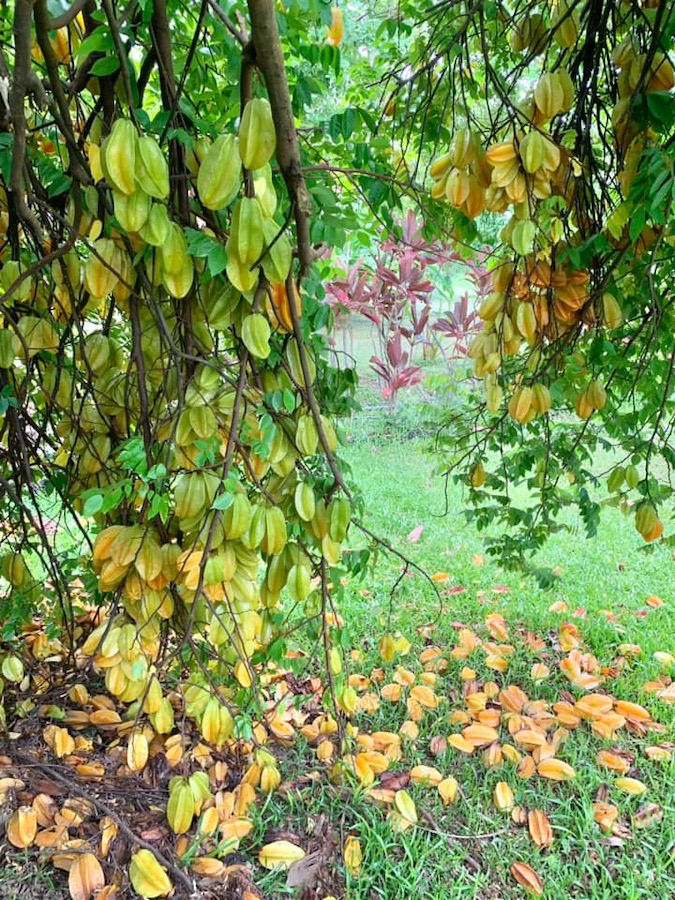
379,771 -> 410,791
393,789 -> 417,825
633,803 -> 663,829
430,572 -> 449,583
191,858 -> 225,877
406,525 -> 424,542
593,801 -> 619,833
596,750 -> 630,774
429,735 -> 447,756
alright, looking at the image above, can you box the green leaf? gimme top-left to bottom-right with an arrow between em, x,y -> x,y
207,244 -> 229,277
341,107 -> 358,140
76,27 -> 113,61
647,92 -> 675,132
101,486 -> 125,514
211,492 -> 234,511
47,173 -> 72,199
0,134 -> 13,182
89,56 -> 121,77
82,493 -> 104,517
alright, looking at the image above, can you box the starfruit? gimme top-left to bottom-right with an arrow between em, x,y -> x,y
160,222 -> 190,276
528,809 -> 553,848
113,189 -> 150,233
129,849 -> 173,898
0,329 -> 18,368
68,852 -> 105,900
226,245 -> 259,293
2,654 -> 24,683
537,758 -> 576,781
296,413 -> 319,455
510,861 -> 544,896
253,163 -> 277,217
7,807 -> 38,848
328,497 -> 352,543
102,118 -> 137,195
534,72 -> 564,121
85,239 -> 121,299
438,776 -> 459,805
294,482 -> 316,522
135,134 -> 169,200
410,765 -> 443,786
602,292 -> 623,330
287,564 -> 311,602
189,771 -> 211,811
197,134 -> 241,210
139,203 -> 170,246
493,781 -> 515,812
615,777 -> 647,795
462,724 -> 499,747
127,732 -> 149,773
241,313 -> 271,359
167,777 -> 195,834
231,197 -> 264,269
286,336 -> 315,387
258,840 -> 306,870
574,694 -> 613,719
519,130 -> 545,174
614,700 -> 650,721
260,218 -> 292,284
239,98 -> 276,171
344,835 -> 362,877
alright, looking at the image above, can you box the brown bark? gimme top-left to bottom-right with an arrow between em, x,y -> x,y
247,0 -> 313,276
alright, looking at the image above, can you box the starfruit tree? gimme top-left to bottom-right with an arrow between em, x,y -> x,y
0,0 -> 383,782
385,0 -> 675,579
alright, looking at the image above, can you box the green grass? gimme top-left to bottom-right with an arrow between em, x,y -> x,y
4,322 -> 674,899
249,346 -> 675,900
0,852 -> 65,899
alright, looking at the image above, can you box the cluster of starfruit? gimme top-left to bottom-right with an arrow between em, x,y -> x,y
428,5 -> 674,435
0,72 -> 355,760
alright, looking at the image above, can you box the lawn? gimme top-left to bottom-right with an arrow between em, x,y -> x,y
246,328 -> 675,899
1,329 -> 673,900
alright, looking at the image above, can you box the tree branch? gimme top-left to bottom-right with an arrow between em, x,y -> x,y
205,0 -> 248,46
8,0 -> 43,245
247,0 -> 313,276
48,0 -> 89,30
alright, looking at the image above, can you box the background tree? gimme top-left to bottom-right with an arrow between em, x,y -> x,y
383,0 -> 675,580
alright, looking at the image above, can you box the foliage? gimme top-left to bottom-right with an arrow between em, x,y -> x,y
0,0 -> 395,832
1,0 -> 675,893
324,211 -> 485,408
385,0 -> 675,576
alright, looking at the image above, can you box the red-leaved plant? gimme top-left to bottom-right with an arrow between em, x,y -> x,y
325,212 -> 485,409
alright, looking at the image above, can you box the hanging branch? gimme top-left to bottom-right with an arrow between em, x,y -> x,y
247,0 -> 313,277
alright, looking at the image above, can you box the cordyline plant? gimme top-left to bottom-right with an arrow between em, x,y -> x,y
325,210 -> 484,409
